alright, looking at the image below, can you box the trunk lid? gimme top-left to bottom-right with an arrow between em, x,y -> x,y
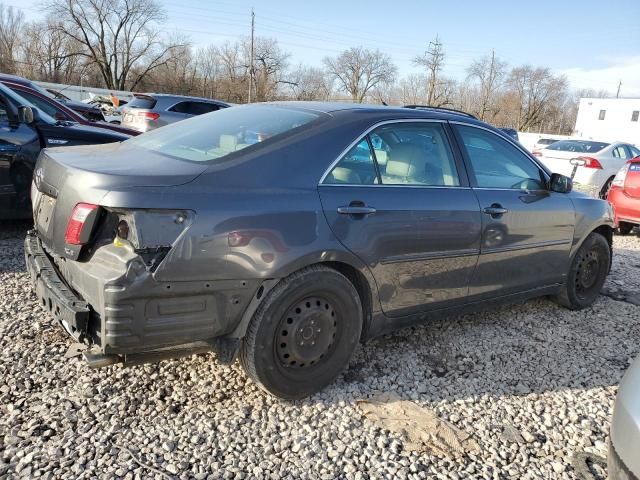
537,149 -> 581,177
33,142 -> 207,256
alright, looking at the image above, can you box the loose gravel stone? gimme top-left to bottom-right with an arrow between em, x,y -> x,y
1,220 -> 639,479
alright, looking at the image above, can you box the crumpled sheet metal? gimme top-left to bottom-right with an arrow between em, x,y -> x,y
357,393 -> 480,457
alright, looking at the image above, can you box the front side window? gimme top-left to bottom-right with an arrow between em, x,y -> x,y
15,90 -> 65,119
323,139 -> 379,185
598,110 -> 606,120
455,125 -> 545,190
126,104 -> 320,162
613,145 -> 632,160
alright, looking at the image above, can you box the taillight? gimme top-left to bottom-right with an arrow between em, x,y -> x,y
138,112 -> 160,121
65,203 -> 99,245
612,164 -> 630,187
578,156 -> 603,169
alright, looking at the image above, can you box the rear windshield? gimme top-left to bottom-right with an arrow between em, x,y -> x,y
127,95 -> 157,109
539,139 -> 558,145
126,104 -> 320,162
546,140 -> 609,153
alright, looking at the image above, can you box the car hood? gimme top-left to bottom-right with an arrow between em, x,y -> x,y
62,99 -> 101,113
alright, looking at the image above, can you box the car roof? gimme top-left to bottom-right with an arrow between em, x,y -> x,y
267,101 -> 483,123
0,74 -> 34,87
136,93 -> 228,104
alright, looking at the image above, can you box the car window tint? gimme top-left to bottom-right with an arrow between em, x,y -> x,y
613,145 -> 631,160
0,98 -> 9,123
373,123 -> 460,186
189,102 -> 219,115
456,125 -> 545,190
323,139 -> 379,185
14,90 -> 63,119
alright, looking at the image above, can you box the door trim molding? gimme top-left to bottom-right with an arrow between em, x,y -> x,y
381,248 -> 479,264
482,238 -> 571,255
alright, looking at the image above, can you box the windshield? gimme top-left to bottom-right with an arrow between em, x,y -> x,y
546,140 -> 609,153
126,104 -> 321,162
0,84 -> 56,124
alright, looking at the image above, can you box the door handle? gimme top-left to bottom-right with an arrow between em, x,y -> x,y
482,204 -> 508,217
337,205 -> 377,215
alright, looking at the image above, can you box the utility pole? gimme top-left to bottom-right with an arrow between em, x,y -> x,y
248,9 -> 255,103
616,80 -> 622,98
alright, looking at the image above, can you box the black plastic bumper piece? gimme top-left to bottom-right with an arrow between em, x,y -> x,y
24,231 -> 91,342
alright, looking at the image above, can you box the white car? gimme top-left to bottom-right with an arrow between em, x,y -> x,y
532,137 -> 559,150
534,140 -> 640,198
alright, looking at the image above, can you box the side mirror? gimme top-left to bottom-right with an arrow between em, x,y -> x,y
18,105 -> 39,125
549,173 -> 572,193
54,111 -> 67,121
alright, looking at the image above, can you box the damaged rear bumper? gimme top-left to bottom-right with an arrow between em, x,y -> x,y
25,230 -> 260,365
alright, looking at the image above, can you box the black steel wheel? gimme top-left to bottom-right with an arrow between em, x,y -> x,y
553,232 -> 610,310
240,266 -> 363,399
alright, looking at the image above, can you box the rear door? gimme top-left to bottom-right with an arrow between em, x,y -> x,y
451,123 -> 575,300
318,120 -> 482,317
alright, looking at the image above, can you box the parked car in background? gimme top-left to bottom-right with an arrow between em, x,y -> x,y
0,73 -> 105,122
608,155 -> 640,234
532,137 -> 559,150
25,102 -> 613,399
499,128 -> 519,141
0,84 -> 130,219
0,80 -> 139,136
120,93 -> 230,132
533,139 -> 640,198
609,355 -> 640,480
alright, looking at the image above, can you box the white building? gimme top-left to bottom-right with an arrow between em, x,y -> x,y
574,97 -> 640,145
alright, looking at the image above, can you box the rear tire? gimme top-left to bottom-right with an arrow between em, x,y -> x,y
615,222 -> 634,235
553,232 -> 610,310
599,177 -> 614,199
239,265 -> 363,399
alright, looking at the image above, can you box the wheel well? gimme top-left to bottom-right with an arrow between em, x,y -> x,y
591,224 -> 613,271
322,261 -> 373,338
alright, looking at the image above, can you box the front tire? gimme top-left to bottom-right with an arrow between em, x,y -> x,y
239,266 -> 363,399
553,232 -> 611,310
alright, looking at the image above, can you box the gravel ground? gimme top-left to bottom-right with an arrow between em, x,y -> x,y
1,221 -> 639,479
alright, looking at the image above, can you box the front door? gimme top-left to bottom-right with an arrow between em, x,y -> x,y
318,121 -> 482,317
452,123 -> 575,300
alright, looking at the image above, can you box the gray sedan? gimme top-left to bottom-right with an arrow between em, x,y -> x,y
25,102 -> 614,399
609,356 -> 640,480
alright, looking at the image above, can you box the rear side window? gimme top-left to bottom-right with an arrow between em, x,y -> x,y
323,122 -> 460,187
455,125 -> 545,190
324,139 -> 379,185
126,104 -> 319,162
169,101 -> 220,115
127,95 -> 157,109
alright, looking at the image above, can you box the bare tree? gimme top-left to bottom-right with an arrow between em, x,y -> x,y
414,36 -> 445,106
323,47 -> 397,102
0,4 -> 24,73
20,17 -> 83,83
466,50 -> 507,120
399,73 -> 426,105
45,0 -> 184,90
506,65 -> 569,131
245,37 -> 289,102
285,65 -> 331,100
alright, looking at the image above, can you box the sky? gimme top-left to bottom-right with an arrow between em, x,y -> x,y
7,0 -> 640,96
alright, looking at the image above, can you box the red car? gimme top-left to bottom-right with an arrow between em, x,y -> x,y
0,80 -> 139,136
608,155 -> 640,234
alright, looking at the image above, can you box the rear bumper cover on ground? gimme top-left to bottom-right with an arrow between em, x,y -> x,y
24,230 -> 260,359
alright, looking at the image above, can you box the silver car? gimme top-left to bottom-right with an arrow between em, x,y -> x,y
120,93 -> 229,133
609,356 -> 640,480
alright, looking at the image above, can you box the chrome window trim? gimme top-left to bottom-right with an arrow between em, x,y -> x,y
319,183 -> 472,190
449,120 -> 551,184
318,118 -> 450,186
